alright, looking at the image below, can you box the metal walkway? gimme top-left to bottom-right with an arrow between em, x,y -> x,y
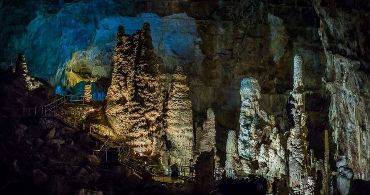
21,95 -> 90,117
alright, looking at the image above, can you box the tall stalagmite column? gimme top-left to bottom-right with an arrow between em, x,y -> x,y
225,129 -> 238,178
106,24 -> 164,156
237,77 -> 286,181
238,77 -> 261,175
196,108 -> 217,154
165,66 -> 194,166
195,108 -> 221,179
84,83 -> 92,102
287,55 -> 314,194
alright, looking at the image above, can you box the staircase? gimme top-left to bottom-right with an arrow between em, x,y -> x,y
21,95 -> 90,118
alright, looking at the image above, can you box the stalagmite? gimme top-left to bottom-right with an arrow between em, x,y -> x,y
84,83 -> 92,102
164,66 -> 194,166
105,24 -> 164,156
225,129 -> 238,178
197,108 -> 217,154
287,55 -> 314,194
237,77 -> 286,182
15,54 -> 43,91
322,129 -> 330,195
195,108 -> 222,179
238,77 -> 261,175
336,156 -> 354,195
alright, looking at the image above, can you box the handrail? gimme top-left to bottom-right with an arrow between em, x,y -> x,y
20,94 -> 92,118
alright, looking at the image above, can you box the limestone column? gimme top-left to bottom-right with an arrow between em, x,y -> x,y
84,83 -> 92,102
165,66 -> 194,167
225,129 -> 238,178
237,77 -> 261,175
287,55 -> 314,194
195,108 -> 222,179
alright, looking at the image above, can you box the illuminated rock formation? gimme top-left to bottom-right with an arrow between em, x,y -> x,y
313,2 -> 370,180
105,24 -> 164,156
287,55 -> 314,194
336,156 -> 354,195
225,129 -> 238,178
84,83 -> 92,102
237,77 -> 286,182
164,66 -> 194,166
15,54 -> 43,91
195,108 -> 222,179
238,77 -> 261,167
64,50 -> 105,87
197,108 -> 217,154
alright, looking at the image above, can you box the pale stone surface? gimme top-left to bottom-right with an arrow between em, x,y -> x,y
225,129 -> 237,178
164,66 -> 194,166
313,1 -> 370,180
84,84 -> 92,102
238,77 -> 286,182
287,55 -> 314,194
336,156 -> 354,195
105,24 -> 165,156
195,108 -> 222,179
197,108 -> 217,154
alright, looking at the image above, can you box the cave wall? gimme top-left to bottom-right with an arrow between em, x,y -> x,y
2,0 -> 203,85
313,0 -> 370,180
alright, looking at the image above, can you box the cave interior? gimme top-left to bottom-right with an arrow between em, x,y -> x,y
0,0 -> 369,194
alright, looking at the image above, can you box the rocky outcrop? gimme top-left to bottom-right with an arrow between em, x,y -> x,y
105,24 -> 165,156
164,67 -> 194,166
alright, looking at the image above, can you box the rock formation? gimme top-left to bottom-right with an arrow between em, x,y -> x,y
225,129 -> 238,179
164,66 -> 194,166
313,0 -> 370,180
238,77 -> 286,184
336,156 -> 354,195
15,54 -> 43,91
195,108 -> 222,179
105,24 -> 164,156
196,108 -> 217,154
84,83 -> 92,102
287,55 -> 315,194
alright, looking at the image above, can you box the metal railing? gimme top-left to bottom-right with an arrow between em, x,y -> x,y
20,95 -> 92,118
